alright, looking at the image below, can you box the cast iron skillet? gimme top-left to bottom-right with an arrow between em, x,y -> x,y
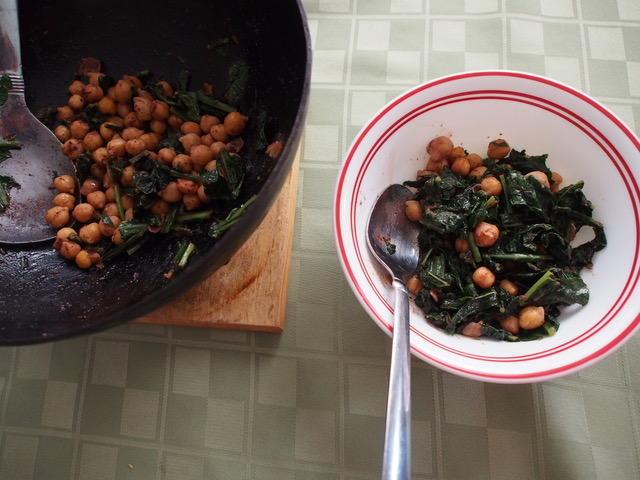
0,0 -> 311,344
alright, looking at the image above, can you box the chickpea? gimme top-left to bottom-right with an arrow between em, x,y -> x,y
57,105 -> 75,122
123,111 -> 144,128
103,202 -> 119,217
210,124 -> 229,142
472,266 -> 495,289
99,215 -> 121,237
172,154 -> 193,173
120,195 -> 134,211
454,238 -> 469,253
67,93 -> 86,112
451,156 -> 470,176
79,223 -> 101,244
479,176 -> 503,196
157,147 -> 177,166
72,203 -> 95,223
149,119 -> 168,136
197,184 -> 210,204
75,250 -> 94,269
466,153 -> 483,169
405,200 -> 422,222
117,102 -> 133,119
111,228 -> 125,246
498,315 -> 520,335
473,221 -> 500,247
59,240 -> 81,260
448,146 -> 466,161
200,114 -> 220,132
106,137 -> 127,158
224,111 -> 248,136
89,163 -> 106,180
426,135 -> 454,162
54,125 -> 71,142
425,157 -> 447,175
45,206 -> 70,229
179,133 -> 201,153
92,147 -> 110,165
61,138 -> 85,160
119,165 -> 136,187
468,165 -> 487,180
551,171 -> 563,190
97,96 -> 117,115
125,138 -> 147,156
167,114 -> 184,129
519,306 -> 545,330
406,275 -> 423,295
79,178 -> 101,196
82,83 -> 103,103
200,133 -> 214,146
177,178 -> 199,195
52,192 -> 76,210
86,72 -> 104,86
56,227 -> 77,242
204,160 -> 217,171
151,100 -> 170,120
180,121 -> 201,135
68,80 -> 84,95
182,193 -> 201,211
121,127 -> 144,141
210,141 -> 226,158
102,171 -> 116,189
133,96 -> 153,121
158,182 -> 183,203
54,174 -> 76,194
112,79 -> 134,103
461,321 -> 483,337
499,279 -> 519,296
82,131 -> 104,151
86,190 -> 107,210
139,132 -> 161,151
150,198 -> 170,215
190,143 -> 214,168
525,170 -> 550,188
487,138 -> 510,159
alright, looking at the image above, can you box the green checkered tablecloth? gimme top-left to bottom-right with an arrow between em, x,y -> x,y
2,1 -> 640,479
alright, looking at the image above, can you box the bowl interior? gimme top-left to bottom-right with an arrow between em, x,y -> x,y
0,0 -> 310,344
334,71 -> 640,383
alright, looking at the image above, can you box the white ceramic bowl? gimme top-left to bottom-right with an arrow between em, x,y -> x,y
334,70 -> 640,383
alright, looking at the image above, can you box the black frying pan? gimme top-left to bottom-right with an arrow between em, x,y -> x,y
0,0 -> 311,344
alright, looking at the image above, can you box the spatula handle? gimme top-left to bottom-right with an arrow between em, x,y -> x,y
0,0 -> 21,75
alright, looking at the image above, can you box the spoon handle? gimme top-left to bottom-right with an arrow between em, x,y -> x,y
382,277 -> 411,480
0,0 -> 21,75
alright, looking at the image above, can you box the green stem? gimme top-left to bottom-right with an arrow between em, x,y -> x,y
521,270 -> 554,302
467,231 -> 482,264
176,210 -> 214,222
208,195 -> 256,239
113,184 -> 126,220
486,253 -> 553,262
498,174 -> 513,214
0,140 -> 22,149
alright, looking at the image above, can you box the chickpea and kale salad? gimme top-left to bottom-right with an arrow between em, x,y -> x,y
402,136 -> 607,341
42,60 -> 277,271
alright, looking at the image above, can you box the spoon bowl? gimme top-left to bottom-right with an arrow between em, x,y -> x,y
366,183 -> 420,480
0,0 -> 77,244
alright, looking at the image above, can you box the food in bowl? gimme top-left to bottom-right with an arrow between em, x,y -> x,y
334,70 -> 640,382
42,59 -> 272,271
400,135 -> 606,341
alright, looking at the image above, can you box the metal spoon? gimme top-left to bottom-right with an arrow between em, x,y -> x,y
0,0 -> 76,244
366,183 -> 421,480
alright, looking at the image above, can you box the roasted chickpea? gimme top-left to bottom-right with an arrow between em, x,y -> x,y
156,80 -> 173,97
121,127 -> 143,141
190,144 -> 214,168
167,114 -> 184,129
111,228 -> 125,246
158,182 -> 183,203
498,315 -> 520,335
75,249 -> 94,269
448,146 -> 466,161
45,206 -> 70,229
210,124 -> 229,142
454,238 -> 470,253
210,141 -> 226,159
519,306 -> 545,330
499,279 -> 519,296
461,321 -> 483,337
426,135 -> 454,162
125,138 -> 146,156
223,111 -> 248,136
197,185 -> 210,204
99,215 -> 121,237
525,170 -> 550,188
200,114 -> 220,132
106,136 -> 127,158
59,240 -> 81,260
406,275 -> 423,295
112,79 -> 134,103
179,133 -> 201,153
487,138 -> 510,159
79,178 -> 101,196
82,131 -> 104,151
67,93 -> 86,112
451,156 -> 470,176
72,203 -> 95,223
472,266 -> 495,289
61,138 -> 85,160
54,125 -> 71,142
123,111 -> 144,128
133,96 -> 153,121
86,191 -> 107,210
180,121 -> 201,135
479,176 -> 503,196
466,153 -> 483,169
139,132 -> 161,151
53,192 -> 76,210
182,193 -> 201,211
405,200 -> 422,222
473,221 -> 500,247
54,174 -> 76,194
177,178 -> 199,195
97,96 -> 117,115
92,147 -> 110,165
468,165 -> 487,180
151,100 -> 170,120
150,198 -> 170,215
68,80 -> 84,95
82,83 -> 103,103
157,147 -> 177,166
57,105 -> 75,122
172,154 -> 193,173
103,202 -> 119,217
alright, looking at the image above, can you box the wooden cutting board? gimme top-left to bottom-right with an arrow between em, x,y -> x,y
136,147 -> 300,332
